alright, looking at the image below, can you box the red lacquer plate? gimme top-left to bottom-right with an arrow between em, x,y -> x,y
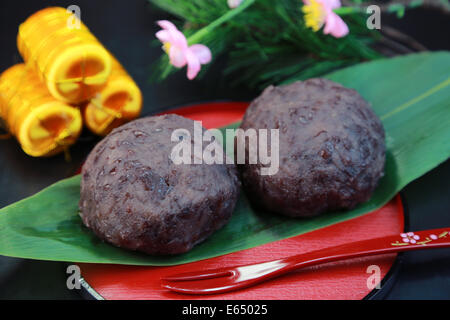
78,102 -> 405,300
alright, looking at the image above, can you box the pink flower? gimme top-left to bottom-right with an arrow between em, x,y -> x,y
228,0 -> 243,8
401,232 -> 420,244
155,20 -> 212,80
302,0 -> 349,38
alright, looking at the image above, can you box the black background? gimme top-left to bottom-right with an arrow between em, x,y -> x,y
0,0 -> 449,299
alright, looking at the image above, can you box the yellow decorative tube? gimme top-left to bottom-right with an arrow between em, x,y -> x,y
0,64 -> 82,157
17,7 -> 112,104
82,57 -> 142,136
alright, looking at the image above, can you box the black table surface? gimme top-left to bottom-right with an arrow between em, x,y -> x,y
0,0 -> 449,299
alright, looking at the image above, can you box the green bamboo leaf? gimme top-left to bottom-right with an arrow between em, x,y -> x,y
0,52 -> 449,266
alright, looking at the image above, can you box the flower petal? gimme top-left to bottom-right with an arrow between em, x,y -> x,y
321,0 -> 341,10
185,49 -> 201,80
228,0 -> 243,8
323,12 -> 349,38
172,31 -> 189,50
157,20 -> 178,31
169,46 -> 187,68
189,44 -> 212,65
156,20 -> 188,49
155,30 -> 172,43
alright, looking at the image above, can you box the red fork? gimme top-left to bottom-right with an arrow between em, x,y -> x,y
161,227 -> 450,295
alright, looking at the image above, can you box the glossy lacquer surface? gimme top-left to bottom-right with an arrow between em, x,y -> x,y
162,228 -> 450,294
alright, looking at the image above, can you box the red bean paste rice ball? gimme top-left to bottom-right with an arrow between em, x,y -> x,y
79,114 -> 240,255
238,78 -> 385,217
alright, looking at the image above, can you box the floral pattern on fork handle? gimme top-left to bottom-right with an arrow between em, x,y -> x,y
391,231 -> 449,246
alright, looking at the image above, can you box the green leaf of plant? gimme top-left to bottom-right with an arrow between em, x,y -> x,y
0,52 -> 449,265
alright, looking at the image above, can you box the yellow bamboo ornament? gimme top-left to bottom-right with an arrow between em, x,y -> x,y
82,57 -> 142,136
17,7 -> 112,104
0,64 -> 82,157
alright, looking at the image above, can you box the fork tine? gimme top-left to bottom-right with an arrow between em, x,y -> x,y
161,277 -> 240,295
161,269 -> 234,281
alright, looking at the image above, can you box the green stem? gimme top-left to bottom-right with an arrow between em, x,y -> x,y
161,61 -> 173,79
334,6 -> 364,15
187,0 -> 256,45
